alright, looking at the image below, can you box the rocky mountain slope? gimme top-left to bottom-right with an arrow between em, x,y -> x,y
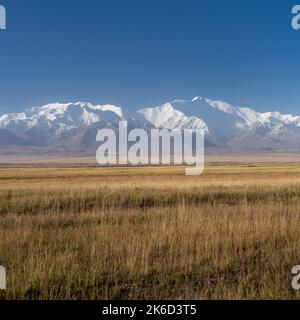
1,97 -> 300,154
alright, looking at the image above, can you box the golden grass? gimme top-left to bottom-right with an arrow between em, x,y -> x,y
1,164 -> 300,299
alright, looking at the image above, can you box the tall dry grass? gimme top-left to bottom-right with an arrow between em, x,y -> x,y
0,165 -> 300,299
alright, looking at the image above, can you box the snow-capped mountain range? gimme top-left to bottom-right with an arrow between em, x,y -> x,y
1,97 -> 300,154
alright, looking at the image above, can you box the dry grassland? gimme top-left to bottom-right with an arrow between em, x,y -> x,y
0,163 -> 300,299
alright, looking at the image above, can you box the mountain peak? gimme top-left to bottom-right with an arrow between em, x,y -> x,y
1,97 -> 300,153
192,96 -> 201,102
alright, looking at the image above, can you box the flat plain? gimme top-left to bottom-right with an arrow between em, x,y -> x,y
1,158 -> 300,299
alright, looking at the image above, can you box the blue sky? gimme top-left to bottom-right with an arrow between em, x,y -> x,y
0,0 -> 300,114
